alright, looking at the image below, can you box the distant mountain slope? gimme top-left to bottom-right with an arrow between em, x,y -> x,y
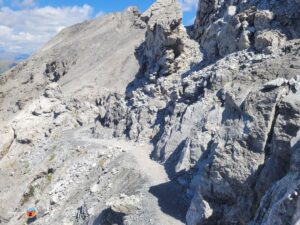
0,7 -> 145,123
0,52 -> 29,74
0,7 -> 151,225
0,51 -> 29,61
0,61 -> 14,74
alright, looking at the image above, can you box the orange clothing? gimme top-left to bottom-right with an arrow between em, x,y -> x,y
26,209 -> 37,219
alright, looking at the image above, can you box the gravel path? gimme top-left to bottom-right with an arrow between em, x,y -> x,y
72,127 -> 186,225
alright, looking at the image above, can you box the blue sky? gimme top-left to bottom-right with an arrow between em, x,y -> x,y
0,0 -> 198,55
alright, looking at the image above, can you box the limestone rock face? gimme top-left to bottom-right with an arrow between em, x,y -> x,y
138,0 -> 201,78
0,126 -> 15,159
44,83 -> 62,99
250,88 -> 300,224
193,0 -> 300,59
0,0 -> 300,225
254,30 -> 286,52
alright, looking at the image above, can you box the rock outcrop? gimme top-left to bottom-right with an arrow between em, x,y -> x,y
193,0 -> 300,59
0,0 -> 299,225
138,0 -> 201,78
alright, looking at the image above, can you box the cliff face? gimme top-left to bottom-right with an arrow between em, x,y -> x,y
193,0 -> 300,59
0,1 -> 299,225
186,1 -> 300,224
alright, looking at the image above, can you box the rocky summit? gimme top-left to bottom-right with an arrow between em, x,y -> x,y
0,0 -> 300,225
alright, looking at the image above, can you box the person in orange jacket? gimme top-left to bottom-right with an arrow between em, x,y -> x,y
26,207 -> 37,222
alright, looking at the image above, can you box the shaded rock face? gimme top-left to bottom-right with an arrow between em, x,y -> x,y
193,0 -> 300,59
92,2 -> 300,225
92,0 -> 203,143
0,1 -> 300,225
138,0 -> 201,78
250,92 -> 300,225
186,85 -> 299,225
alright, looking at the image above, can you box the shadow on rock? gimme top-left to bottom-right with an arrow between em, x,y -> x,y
163,140 -> 186,179
149,180 -> 189,223
91,208 -> 125,225
125,43 -> 148,104
26,218 -> 37,224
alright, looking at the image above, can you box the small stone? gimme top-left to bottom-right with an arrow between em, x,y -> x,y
254,10 -> 274,31
90,184 -> 100,193
255,31 -> 286,51
106,194 -> 141,215
227,5 -> 237,17
262,78 -> 288,90
88,207 -> 95,215
111,168 -> 118,175
44,83 -> 62,99
239,31 -> 251,50
50,195 -> 58,205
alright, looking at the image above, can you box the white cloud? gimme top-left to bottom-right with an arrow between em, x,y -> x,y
0,4 -> 93,53
179,0 -> 198,12
0,25 -> 12,35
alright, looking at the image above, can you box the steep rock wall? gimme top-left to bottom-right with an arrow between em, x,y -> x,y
193,0 -> 300,59
0,0 -> 299,225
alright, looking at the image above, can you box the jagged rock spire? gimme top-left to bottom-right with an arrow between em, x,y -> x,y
138,0 -> 201,79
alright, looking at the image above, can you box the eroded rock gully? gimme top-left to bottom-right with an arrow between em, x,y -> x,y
0,0 -> 299,225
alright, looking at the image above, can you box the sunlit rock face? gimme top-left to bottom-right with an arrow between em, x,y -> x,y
0,0 -> 299,225
193,0 -> 300,59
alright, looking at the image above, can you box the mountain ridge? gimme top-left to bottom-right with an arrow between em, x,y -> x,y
0,1 -> 299,225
